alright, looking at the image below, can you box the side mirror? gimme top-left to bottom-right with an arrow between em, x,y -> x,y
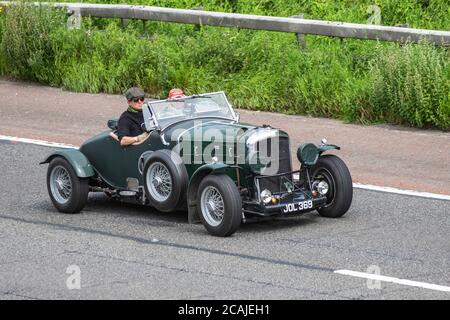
235,112 -> 240,123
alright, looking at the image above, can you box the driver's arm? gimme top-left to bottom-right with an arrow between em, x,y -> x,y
120,136 -> 139,146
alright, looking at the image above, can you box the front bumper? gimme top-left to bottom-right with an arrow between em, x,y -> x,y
243,190 -> 327,217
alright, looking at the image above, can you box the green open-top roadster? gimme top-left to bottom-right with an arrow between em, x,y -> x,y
41,91 -> 353,236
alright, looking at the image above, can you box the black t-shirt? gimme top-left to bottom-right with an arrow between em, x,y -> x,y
117,109 -> 145,141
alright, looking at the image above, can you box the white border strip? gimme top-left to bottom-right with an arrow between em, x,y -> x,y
0,135 -> 78,149
293,173 -> 449,201
335,269 -> 450,293
1,134 -> 449,201
353,183 -> 450,201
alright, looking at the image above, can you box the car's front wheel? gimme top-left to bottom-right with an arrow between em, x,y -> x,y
47,157 -> 89,213
310,155 -> 353,218
197,174 -> 242,237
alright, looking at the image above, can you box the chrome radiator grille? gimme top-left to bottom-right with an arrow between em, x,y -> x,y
257,136 -> 293,193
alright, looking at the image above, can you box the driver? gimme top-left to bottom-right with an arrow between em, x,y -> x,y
117,87 -> 148,146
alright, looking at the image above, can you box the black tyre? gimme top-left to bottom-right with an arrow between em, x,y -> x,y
197,174 -> 242,237
143,150 -> 188,212
47,157 -> 89,213
310,155 -> 353,218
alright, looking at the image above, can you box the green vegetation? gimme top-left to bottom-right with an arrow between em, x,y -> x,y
369,43 -> 449,128
0,1 -> 449,129
0,4 -> 64,83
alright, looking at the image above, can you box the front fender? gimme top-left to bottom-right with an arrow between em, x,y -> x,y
40,148 -> 95,178
318,144 -> 340,154
297,143 -> 341,166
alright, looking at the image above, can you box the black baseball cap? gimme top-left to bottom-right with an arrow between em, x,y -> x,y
125,87 -> 145,100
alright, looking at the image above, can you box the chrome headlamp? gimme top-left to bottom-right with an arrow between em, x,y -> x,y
316,180 -> 329,195
260,189 -> 272,204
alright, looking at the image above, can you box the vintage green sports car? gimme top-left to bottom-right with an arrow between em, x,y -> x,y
41,91 -> 353,236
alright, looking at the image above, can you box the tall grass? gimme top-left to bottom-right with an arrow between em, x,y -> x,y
0,1 -> 448,129
0,3 -> 64,82
369,42 -> 449,128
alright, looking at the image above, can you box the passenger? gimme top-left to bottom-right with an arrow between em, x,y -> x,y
117,87 -> 147,146
168,88 -> 186,100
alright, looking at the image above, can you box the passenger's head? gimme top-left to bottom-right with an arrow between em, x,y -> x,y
168,88 -> 185,100
125,87 -> 145,110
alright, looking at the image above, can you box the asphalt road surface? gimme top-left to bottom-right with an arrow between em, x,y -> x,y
0,140 -> 449,300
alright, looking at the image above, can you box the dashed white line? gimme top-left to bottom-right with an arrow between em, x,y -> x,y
1,134 -> 449,201
335,270 -> 450,293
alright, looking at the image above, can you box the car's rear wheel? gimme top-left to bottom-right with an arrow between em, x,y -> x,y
147,162 -> 172,201
47,157 -> 89,213
143,150 -> 188,212
311,155 -> 353,218
197,174 -> 242,237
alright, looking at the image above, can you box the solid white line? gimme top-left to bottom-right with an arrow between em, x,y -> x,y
0,135 -> 78,149
1,134 -> 449,201
353,183 -> 450,201
335,270 -> 450,293
293,173 -> 449,201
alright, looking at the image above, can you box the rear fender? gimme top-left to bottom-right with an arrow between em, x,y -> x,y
40,149 -> 95,178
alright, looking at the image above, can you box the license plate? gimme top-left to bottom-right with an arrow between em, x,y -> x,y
282,200 -> 313,213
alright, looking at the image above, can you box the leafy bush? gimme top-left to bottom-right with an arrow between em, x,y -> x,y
368,42 -> 449,128
0,1 -> 448,129
0,2 -> 64,82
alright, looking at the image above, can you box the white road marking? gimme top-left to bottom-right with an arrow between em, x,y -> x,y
352,183 -> 450,201
1,134 -> 449,201
0,134 -> 78,149
293,173 -> 450,201
334,270 -> 450,293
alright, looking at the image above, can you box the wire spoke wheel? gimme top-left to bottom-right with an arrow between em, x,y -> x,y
197,174 -> 242,237
200,186 -> 225,227
50,165 -> 73,204
142,150 -> 188,212
46,157 -> 89,214
147,162 -> 173,202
